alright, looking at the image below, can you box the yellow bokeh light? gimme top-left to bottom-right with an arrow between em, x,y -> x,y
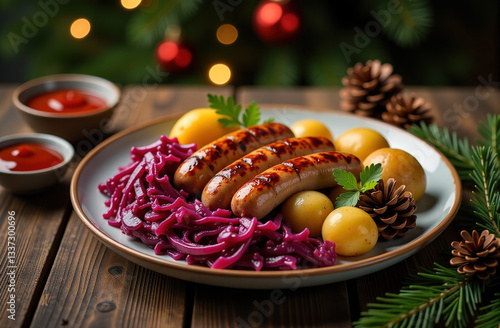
70,18 -> 91,39
216,24 -> 238,45
121,0 -> 142,10
209,64 -> 231,85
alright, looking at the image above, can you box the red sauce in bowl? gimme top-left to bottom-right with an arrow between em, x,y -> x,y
26,89 -> 107,114
0,143 -> 64,172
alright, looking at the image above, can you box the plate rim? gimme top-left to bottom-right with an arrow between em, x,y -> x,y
70,105 -> 462,282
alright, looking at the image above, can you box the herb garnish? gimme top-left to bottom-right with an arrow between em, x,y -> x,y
208,94 -> 273,128
332,163 -> 383,208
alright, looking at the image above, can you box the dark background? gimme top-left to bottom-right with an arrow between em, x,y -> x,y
0,0 -> 498,86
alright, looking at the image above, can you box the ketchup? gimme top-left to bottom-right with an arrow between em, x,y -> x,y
26,89 -> 107,114
0,143 -> 64,172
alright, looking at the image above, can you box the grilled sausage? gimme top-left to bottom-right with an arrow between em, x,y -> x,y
173,122 -> 294,195
202,137 -> 335,210
231,152 -> 363,219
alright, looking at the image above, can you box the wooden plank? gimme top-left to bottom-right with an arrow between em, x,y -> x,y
238,87 -> 340,110
108,85 -> 233,132
29,86 -> 233,328
192,283 -> 351,328
30,214 -> 189,328
0,181 -> 71,328
0,85 -> 73,328
407,86 -> 499,140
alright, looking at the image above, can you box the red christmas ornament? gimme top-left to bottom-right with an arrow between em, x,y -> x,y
156,39 -> 193,73
252,0 -> 302,44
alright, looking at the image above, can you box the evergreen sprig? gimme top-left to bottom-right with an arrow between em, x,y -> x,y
354,264 -> 483,328
476,293 -> 500,328
469,146 -> 500,236
379,0 -> 433,47
126,0 -> 203,46
357,116 -> 500,327
477,114 -> 500,167
408,122 -> 474,181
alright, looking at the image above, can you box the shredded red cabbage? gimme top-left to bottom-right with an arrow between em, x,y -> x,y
99,135 -> 336,270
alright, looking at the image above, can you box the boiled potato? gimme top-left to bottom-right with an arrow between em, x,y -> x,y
322,207 -> 378,256
363,148 -> 426,201
290,120 -> 333,142
169,108 -> 239,148
327,185 -> 347,205
334,127 -> 389,160
281,191 -> 334,237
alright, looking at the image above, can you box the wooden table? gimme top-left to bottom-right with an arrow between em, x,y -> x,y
0,85 -> 498,328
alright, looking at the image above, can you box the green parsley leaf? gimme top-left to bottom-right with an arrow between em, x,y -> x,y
333,168 -> 358,190
360,163 -> 383,186
335,190 -> 360,208
207,94 -> 269,128
263,118 -> 275,123
218,118 -> 239,128
242,102 -> 260,127
208,94 -> 242,127
361,180 -> 378,192
332,163 -> 383,207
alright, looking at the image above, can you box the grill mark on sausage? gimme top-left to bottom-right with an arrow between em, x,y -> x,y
237,128 -> 260,147
240,151 -> 268,168
179,156 -> 212,176
238,142 -> 247,152
342,152 -> 353,164
223,136 -> 240,152
282,156 -> 315,182
218,162 -> 251,179
265,141 -> 293,158
254,176 -> 278,195
310,152 -> 342,165
201,147 -> 222,164
307,136 -> 328,149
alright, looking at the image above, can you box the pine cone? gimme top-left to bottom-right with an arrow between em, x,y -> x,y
450,230 -> 500,280
357,178 -> 417,240
382,93 -> 433,129
340,60 -> 403,118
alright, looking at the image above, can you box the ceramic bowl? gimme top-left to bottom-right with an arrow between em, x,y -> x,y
0,133 -> 74,194
12,74 -> 120,143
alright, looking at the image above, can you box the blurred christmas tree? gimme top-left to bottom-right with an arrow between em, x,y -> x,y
0,0 -> 498,86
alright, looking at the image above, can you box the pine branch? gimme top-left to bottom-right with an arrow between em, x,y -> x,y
469,146 -> 500,237
475,293 -> 500,328
256,47 -> 299,86
408,122 -> 474,181
379,0 -> 433,47
477,114 -> 500,169
126,0 -> 203,46
354,264 -> 483,328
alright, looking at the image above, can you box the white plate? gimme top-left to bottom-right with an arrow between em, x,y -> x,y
71,107 -> 461,289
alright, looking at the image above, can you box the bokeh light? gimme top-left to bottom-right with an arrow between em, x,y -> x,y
158,41 -> 179,62
256,2 -> 282,26
70,18 -> 91,39
281,13 -> 299,32
121,0 -> 142,10
209,64 -> 231,85
157,41 -> 192,69
216,24 -> 238,45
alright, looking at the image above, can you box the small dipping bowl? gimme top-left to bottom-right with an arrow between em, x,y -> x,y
0,133 -> 74,194
12,74 -> 120,143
